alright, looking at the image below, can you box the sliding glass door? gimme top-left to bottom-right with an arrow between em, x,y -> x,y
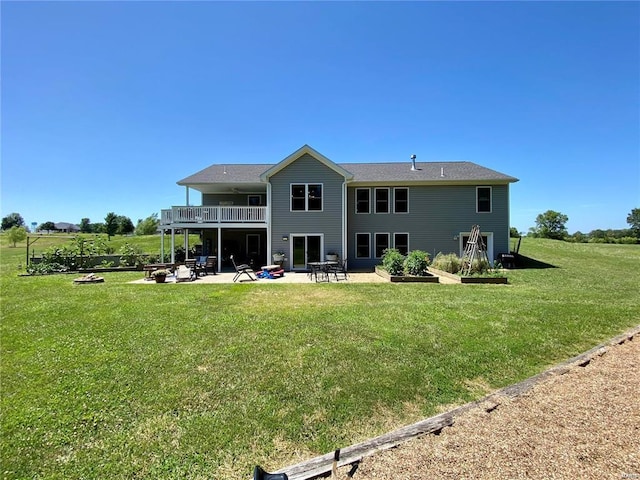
291,234 -> 322,270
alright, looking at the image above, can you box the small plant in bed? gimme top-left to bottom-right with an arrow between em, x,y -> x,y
404,250 -> 431,276
381,248 -> 405,275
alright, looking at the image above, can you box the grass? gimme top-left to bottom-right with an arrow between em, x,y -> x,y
1,234 -> 639,479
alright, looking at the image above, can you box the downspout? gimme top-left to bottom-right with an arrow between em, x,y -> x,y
186,186 -> 190,206
342,180 -> 347,261
266,181 -> 272,263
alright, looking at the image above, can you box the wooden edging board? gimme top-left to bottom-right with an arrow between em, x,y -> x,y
427,267 -> 508,284
274,326 -> 640,480
374,266 -> 439,283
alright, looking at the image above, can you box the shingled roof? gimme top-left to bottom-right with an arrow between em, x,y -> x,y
177,147 -> 518,190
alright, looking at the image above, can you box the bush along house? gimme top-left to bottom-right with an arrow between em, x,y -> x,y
160,144 -> 519,272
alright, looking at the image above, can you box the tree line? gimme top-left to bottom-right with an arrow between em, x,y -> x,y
3,208 -> 639,248
1,212 -> 161,246
516,208 -> 640,244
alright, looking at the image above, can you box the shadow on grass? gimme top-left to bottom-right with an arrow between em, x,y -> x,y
514,254 -> 557,269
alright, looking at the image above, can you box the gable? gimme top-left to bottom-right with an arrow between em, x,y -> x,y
259,144 -> 354,182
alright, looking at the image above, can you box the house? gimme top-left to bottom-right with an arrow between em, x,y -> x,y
160,145 -> 518,272
53,222 -> 80,233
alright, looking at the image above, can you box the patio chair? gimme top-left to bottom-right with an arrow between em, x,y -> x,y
175,265 -> 195,282
184,259 -> 197,277
328,258 -> 348,281
253,465 -> 287,480
204,256 -> 217,275
231,255 -> 256,282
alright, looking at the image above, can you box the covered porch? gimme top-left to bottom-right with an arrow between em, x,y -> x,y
160,225 -> 269,273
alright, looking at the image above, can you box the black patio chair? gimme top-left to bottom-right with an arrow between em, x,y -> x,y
231,255 -> 256,282
204,256 -> 217,275
253,465 -> 287,480
328,258 -> 348,281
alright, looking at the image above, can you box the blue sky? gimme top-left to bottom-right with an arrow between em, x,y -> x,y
2,1 -> 638,234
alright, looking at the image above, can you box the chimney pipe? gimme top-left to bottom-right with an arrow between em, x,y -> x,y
410,154 -> 417,171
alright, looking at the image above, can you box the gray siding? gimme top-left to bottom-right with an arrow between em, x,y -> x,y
347,184 -> 511,270
270,153 -> 345,257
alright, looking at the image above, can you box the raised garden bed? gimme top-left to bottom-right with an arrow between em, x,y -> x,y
427,266 -> 508,284
375,266 -> 439,283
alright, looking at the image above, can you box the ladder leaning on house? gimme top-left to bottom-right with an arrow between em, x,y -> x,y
461,225 -> 490,276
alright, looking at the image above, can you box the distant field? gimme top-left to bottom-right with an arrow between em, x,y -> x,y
1,234 -> 638,479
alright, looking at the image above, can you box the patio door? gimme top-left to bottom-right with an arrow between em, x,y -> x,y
291,234 -> 322,270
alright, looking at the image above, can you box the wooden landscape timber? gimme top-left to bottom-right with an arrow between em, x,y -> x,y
276,326 -> 640,480
427,266 -> 508,284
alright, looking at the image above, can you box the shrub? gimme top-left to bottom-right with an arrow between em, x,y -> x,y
119,242 -> 144,267
432,253 -> 462,274
466,257 -> 491,275
381,248 -> 405,276
404,250 -> 430,276
26,262 -> 68,275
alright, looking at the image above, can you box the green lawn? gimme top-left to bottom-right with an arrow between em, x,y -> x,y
1,235 -> 638,479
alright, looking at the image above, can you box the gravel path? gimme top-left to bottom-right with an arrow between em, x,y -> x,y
351,335 -> 639,479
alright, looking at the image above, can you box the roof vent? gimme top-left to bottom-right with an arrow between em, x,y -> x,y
440,167 -> 445,177
410,154 -> 417,171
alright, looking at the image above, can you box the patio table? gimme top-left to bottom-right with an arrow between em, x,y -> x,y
308,261 -> 338,282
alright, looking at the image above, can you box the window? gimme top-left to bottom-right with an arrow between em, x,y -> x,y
394,188 -> 408,213
375,233 -> 390,258
248,195 -> 261,206
356,233 -> 370,258
394,233 -> 409,256
476,187 -> 492,213
356,188 -> 370,214
375,188 -> 390,213
291,184 -> 323,211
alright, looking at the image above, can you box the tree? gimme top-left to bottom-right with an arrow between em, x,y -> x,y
79,218 -> 92,233
104,212 -> 118,239
7,226 -> 27,247
509,227 -> 520,238
533,210 -> 569,240
2,213 -> 25,231
627,208 -> 640,238
116,216 -> 135,235
38,221 -> 56,232
136,213 -> 160,236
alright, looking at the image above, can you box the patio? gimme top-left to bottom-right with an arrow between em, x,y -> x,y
130,270 -> 389,284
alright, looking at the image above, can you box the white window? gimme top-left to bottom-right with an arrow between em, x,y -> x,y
375,233 -> 390,258
394,188 -> 409,213
355,233 -> 370,258
356,188 -> 370,214
394,233 -> 409,256
476,186 -> 492,213
375,188 -> 390,214
291,184 -> 323,212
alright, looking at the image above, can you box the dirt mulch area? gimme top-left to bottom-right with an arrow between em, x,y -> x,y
350,334 -> 639,479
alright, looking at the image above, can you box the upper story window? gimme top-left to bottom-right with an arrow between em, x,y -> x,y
476,187 -> 492,213
356,188 -> 370,214
394,188 -> 409,213
291,184 -> 323,211
375,188 -> 390,214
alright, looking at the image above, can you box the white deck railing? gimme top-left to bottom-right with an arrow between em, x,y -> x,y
161,206 -> 267,225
